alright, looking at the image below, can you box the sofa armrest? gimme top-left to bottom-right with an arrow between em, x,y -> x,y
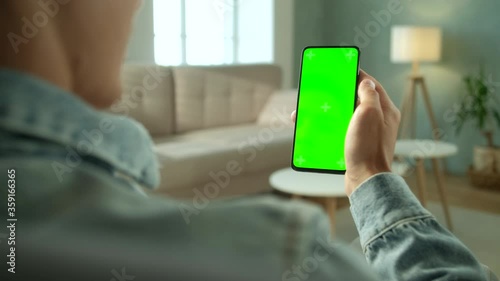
256,89 -> 298,128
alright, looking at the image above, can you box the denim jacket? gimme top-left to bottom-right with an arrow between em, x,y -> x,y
0,68 -> 497,281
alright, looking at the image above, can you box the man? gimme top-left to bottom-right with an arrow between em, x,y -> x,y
0,1 -> 497,280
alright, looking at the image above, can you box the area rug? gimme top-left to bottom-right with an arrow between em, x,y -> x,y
335,202 -> 500,274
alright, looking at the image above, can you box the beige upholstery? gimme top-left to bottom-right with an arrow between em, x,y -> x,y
117,63 -> 294,197
154,124 -> 293,193
112,64 -> 176,137
173,67 -> 277,133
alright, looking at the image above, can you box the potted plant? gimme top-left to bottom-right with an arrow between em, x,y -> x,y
454,68 -> 500,188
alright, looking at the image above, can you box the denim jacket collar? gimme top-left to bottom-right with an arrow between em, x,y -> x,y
0,68 -> 159,189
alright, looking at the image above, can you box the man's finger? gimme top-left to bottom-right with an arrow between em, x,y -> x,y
359,70 -> 395,110
358,79 -> 381,109
291,110 -> 296,123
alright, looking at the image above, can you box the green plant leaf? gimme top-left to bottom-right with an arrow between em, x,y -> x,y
494,110 -> 500,129
479,84 -> 488,97
455,69 -> 500,135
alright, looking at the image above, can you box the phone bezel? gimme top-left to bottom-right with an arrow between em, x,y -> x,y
291,45 -> 361,175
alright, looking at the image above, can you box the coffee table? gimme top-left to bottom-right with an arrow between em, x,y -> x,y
269,168 -> 346,236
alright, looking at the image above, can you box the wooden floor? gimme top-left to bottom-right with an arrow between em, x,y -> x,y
404,173 -> 500,214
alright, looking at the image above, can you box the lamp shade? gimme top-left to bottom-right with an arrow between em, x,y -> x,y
391,26 -> 442,63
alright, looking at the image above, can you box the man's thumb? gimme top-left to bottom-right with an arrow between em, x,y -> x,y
358,79 -> 380,108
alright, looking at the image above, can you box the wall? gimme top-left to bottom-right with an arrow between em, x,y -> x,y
274,0 -> 295,88
316,0 -> 500,174
126,0 -> 155,63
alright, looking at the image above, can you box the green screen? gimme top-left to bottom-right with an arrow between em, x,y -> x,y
292,47 -> 359,172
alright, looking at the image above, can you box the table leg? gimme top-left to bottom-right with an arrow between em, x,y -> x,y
323,198 -> 337,237
415,158 -> 428,207
431,158 -> 453,231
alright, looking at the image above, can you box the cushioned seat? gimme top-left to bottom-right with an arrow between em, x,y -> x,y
154,124 -> 293,192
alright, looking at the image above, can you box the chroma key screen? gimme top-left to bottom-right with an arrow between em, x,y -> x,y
292,46 -> 359,172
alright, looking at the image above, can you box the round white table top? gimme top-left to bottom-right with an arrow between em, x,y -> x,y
269,168 -> 346,197
395,139 -> 458,159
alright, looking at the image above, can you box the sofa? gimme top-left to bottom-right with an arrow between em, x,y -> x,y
112,64 -> 298,198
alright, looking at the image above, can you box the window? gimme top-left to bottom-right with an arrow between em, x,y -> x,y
153,0 -> 274,66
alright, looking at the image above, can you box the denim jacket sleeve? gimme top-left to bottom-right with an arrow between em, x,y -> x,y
349,173 -> 498,281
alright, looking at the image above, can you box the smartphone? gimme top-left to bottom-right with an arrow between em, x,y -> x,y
291,46 -> 360,174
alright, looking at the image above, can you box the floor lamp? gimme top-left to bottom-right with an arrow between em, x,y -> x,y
391,26 -> 442,140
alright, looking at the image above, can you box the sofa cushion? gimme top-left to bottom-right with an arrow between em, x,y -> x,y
153,124 -> 293,191
110,64 -> 175,137
173,68 -> 277,133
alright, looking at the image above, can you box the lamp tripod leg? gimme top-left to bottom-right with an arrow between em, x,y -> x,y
419,79 -> 440,139
399,78 -> 418,139
419,79 -> 449,174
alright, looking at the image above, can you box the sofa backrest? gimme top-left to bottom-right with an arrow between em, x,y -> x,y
114,64 -> 282,136
173,64 -> 281,133
113,64 -> 176,137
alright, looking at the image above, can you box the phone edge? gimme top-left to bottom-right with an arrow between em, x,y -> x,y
290,45 -> 361,175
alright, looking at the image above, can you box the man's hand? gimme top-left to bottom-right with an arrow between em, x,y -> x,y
344,71 -> 400,196
291,70 -> 400,196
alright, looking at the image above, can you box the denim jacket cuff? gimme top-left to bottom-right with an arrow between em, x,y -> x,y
349,173 -> 433,249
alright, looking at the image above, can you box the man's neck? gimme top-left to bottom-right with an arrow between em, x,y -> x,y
0,15 -> 73,95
